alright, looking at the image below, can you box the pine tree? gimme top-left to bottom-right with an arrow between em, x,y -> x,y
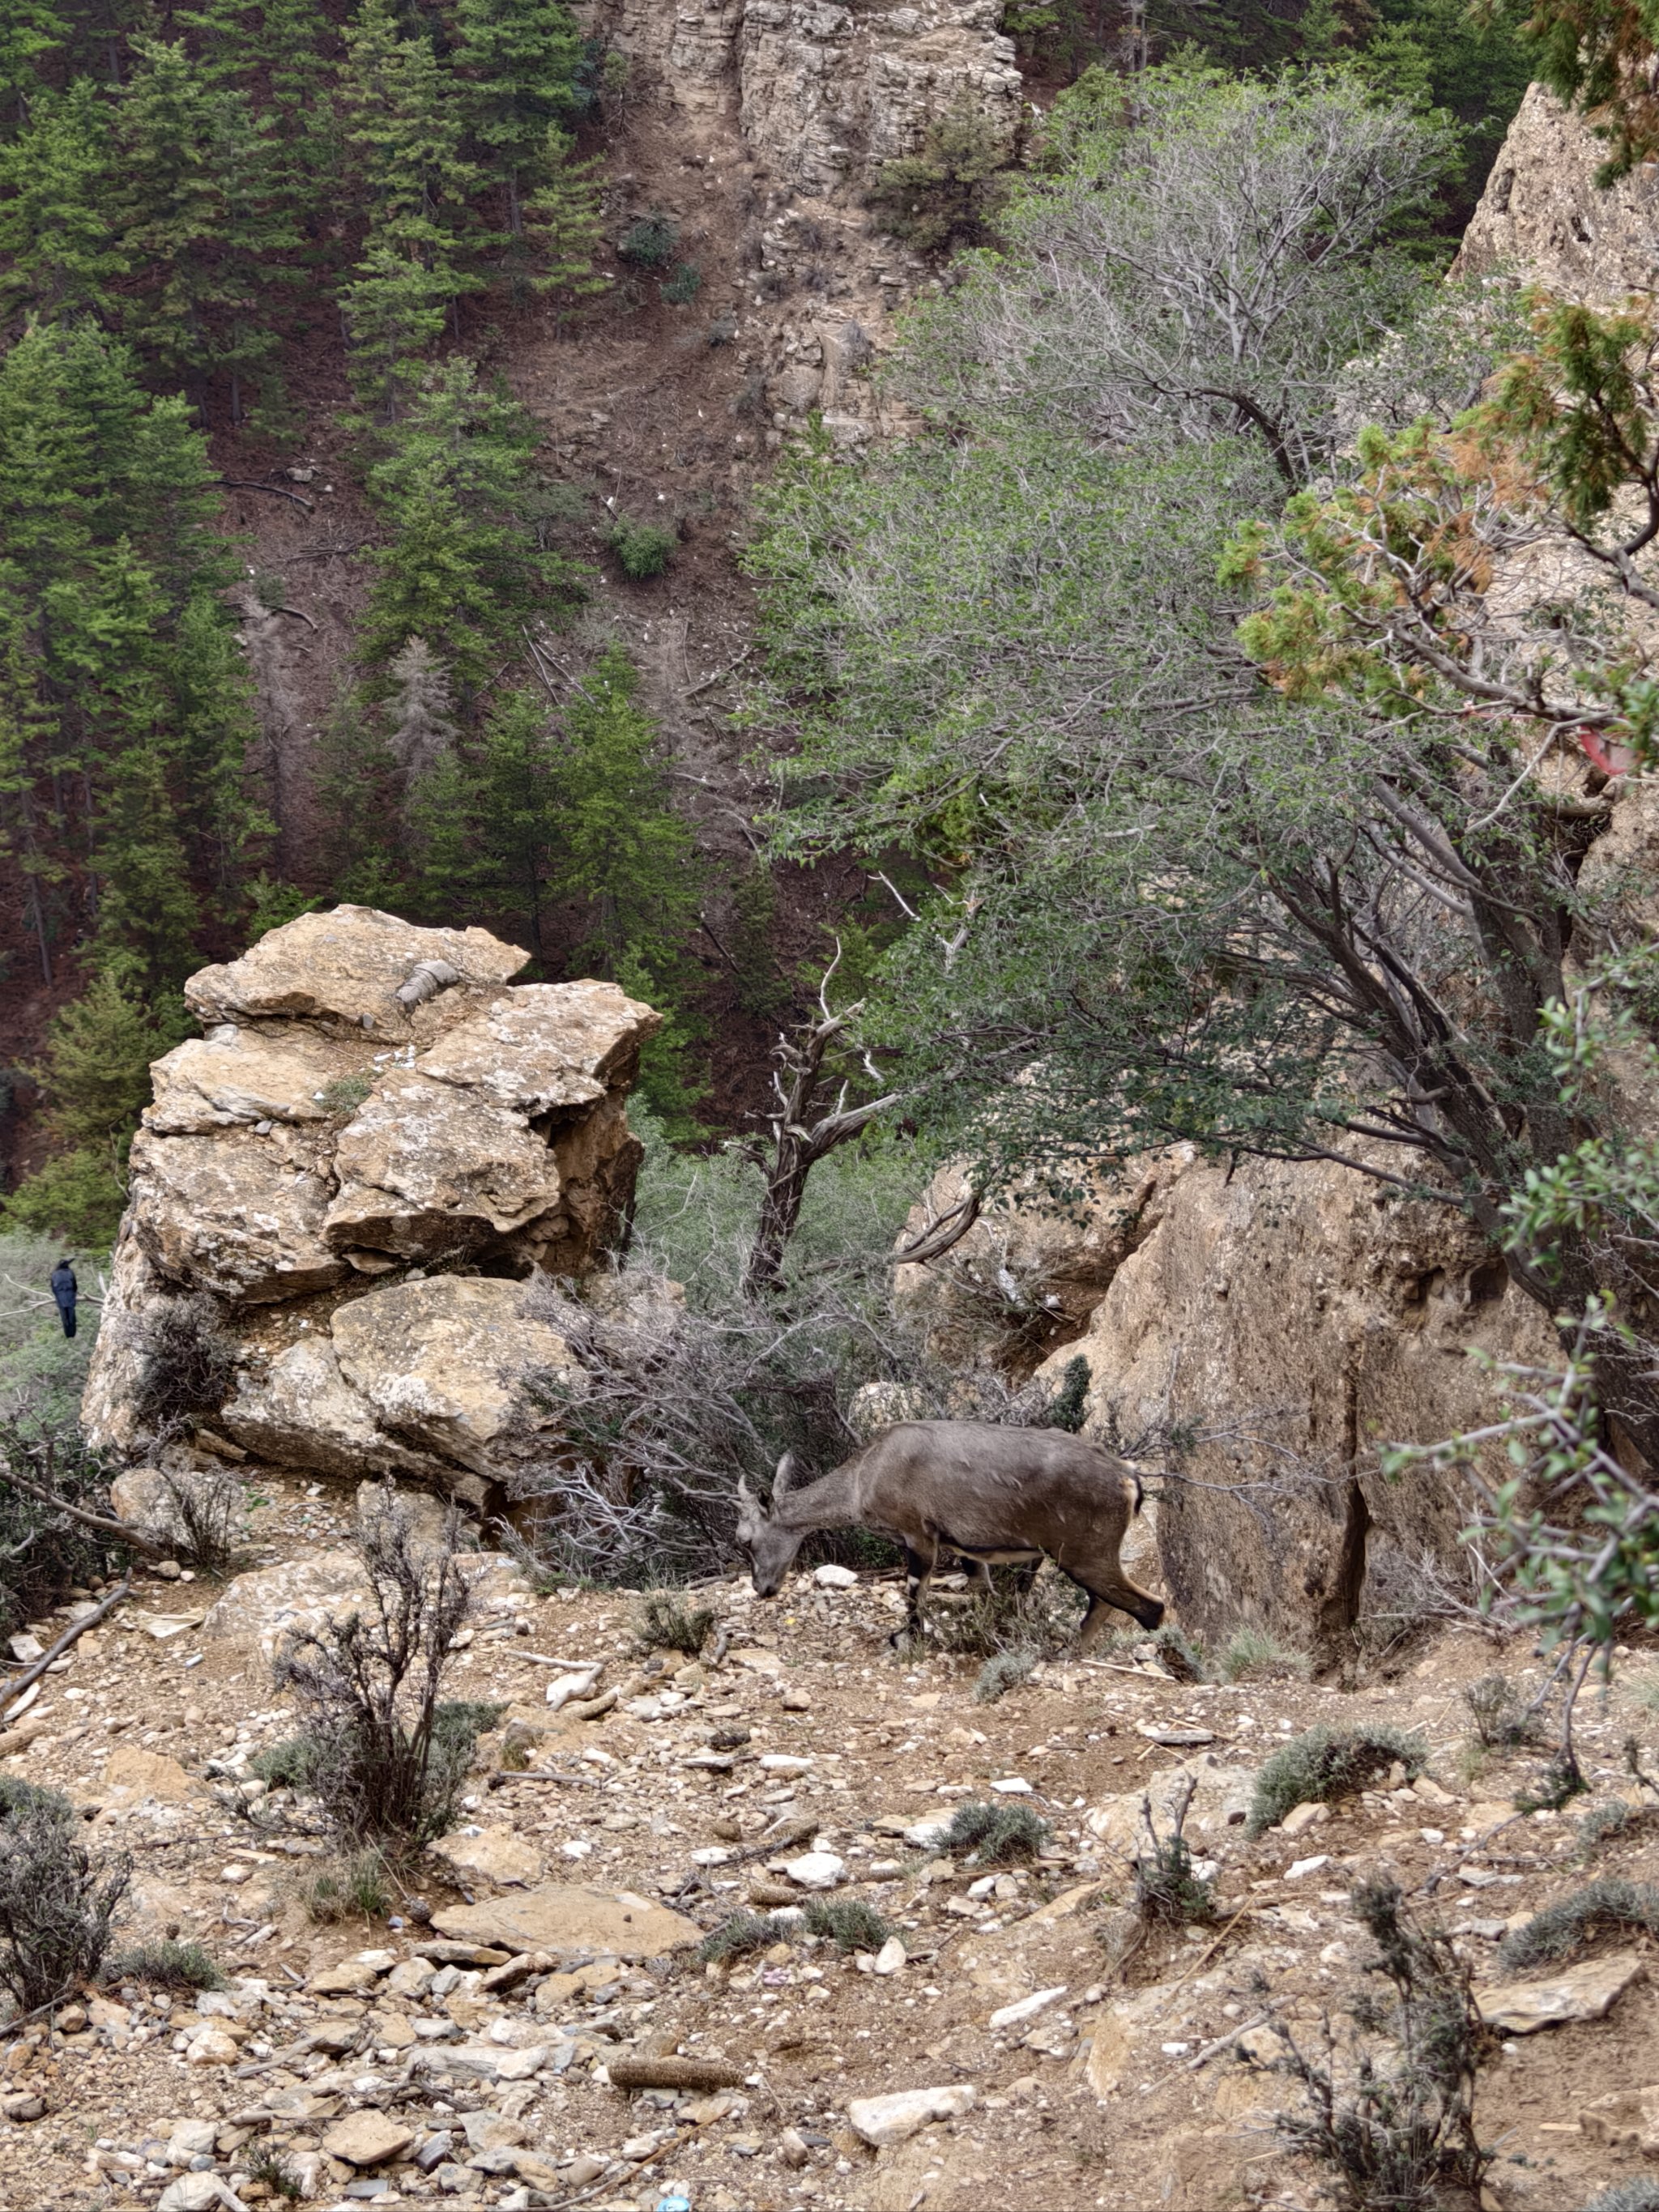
117,36 -> 300,423
179,0 -> 341,241
312,699 -> 407,908
0,322 -> 258,990
0,2 -> 69,131
0,966 -> 186,1246
476,682 -> 557,961
361,357 -> 584,689
406,742 -> 482,921
0,80 -> 127,327
525,124 -> 605,305
546,646 -> 706,1129
339,0 -> 481,410
384,634 -> 458,782
449,0 -> 582,245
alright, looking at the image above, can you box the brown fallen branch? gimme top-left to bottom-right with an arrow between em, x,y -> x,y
891,1187 -> 983,1268
608,2054 -> 747,2092
489,1770 -> 598,1786
0,1464 -> 170,1558
683,646 -> 753,700
221,478 -> 315,511
0,1581 -> 130,1713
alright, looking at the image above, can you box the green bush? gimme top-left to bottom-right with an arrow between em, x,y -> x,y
110,1938 -> 225,1992
975,1647 -> 1037,1703
318,1074 -> 373,1119
1463,1673 -> 1544,1750
944,1799 -> 1049,1865
618,213 -> 678,268
1247,1723 -> 1427,1835
1045,1354 -> 1090,1432
635,1592 -> 714,1656
697,1909 -> 793,1963
1219,1626 -> 1310,1684
802,1896 -> 891,1952
661,262 -> 703,305
298,1848 -> 392,1924
1498,1877 -> 1659,1972
607,515 -> 677,579
866,104 -> 1012,254
245,2144 -> 304,2202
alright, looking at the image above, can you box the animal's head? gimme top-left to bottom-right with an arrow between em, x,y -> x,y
735,1454 -> 806,1597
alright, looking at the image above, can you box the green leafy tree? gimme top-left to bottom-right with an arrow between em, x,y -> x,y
361,357 -> 583,689
1523,0 -> 1659,178
0,81 -> 127,326
0,5 -> 68,130
867,104 -> 1015,256
744,70 -> 1659,1462
179,0 -> 341,233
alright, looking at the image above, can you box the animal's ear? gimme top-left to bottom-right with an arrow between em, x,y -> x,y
736,1474 -> 757,1512
774,1451 -> 799,1496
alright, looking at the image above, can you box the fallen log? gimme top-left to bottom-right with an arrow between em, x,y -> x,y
1,1581 -> 131,1716
607,2054 -> 747,2092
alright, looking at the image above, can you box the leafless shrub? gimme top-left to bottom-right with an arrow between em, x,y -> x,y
0,1784 -> 130,2013
270,1483 -> 472,1852
1132,1775 -> 1216,1929
156,1466 -> 244,1575
130,1294 -> 237,1444
1261,1877 -> 1491,2212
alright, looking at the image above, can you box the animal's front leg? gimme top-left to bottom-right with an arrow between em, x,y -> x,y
891,1540 -> 936,1647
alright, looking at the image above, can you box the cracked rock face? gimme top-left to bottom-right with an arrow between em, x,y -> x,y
83,907 -> 658,1502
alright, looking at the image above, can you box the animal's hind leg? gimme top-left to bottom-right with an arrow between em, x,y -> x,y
1070,1577 -> 1166,1652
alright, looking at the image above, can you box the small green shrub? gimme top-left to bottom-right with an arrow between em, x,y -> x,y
803,1897 -> 891,1952
929,1571 -> 1084,1660
635,1592 -> 714,1656
299,1848 -> 392,1924
661,262 -> 703,305
432,1698 -> 507,1759
1045,1355 -> 1090,1433
975,1647 -> 1037,1703
110,1938 -> 225,1992
246,2142 -> 304,2200
697,1910 -> 792,1963
866,105 -> 1012,254
1247,1722 -> 1427,1836
1577,1799 -> 1658,1855
618,213 -> 678,268
944,1799 -> 1049,1865
249,1737 -> 317,1789
1497,1876 -> 1659,1972
607,516 -> 677,579
318,1074 -> 373,1119
1463,1673 -> 1544,1750
1132,1781 -> 1215,1928
1219,1626 -> 1310,1684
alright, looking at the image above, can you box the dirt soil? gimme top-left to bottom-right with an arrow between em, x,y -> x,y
0,1477 -> 1655,2212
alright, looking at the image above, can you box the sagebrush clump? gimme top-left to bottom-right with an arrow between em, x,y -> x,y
975,1647 -> 1038,1703
945,1799 -> 1049,1865
803,1897 -> 892,1952
1498,1877 -> 1659,1972
1247,1722 -> 1427,1835
111,1938 -> 225,1992
635,1592 -> 714,1656
1267,1876 -> 1491,2212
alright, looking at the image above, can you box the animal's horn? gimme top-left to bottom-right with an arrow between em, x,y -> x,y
774,1451 -> 799,1496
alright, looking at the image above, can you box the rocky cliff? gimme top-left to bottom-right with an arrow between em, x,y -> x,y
1454,81 -> 1659,305
586,0 -> 1022,198
82,908 -> 659,1508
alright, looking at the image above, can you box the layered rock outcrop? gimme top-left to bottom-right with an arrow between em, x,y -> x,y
83,907 -> 658,1507
587,0 -> 1022,197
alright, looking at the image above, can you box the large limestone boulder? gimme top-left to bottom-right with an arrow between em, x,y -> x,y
330,1276 -> 583,1481
83,907 -> 659,1502
1026,1146 -> 1558,1660
184,906 -> 525,1034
